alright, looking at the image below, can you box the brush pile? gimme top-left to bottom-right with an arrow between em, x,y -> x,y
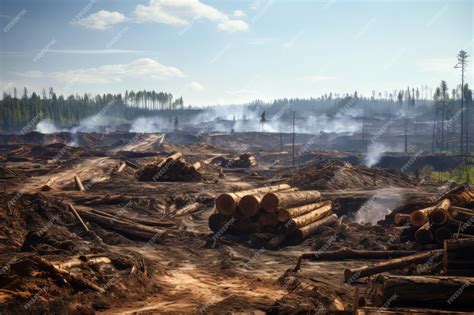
137,152 -> 202,181
210,152 -> 257,168
393,191 -> 474,245
209,184 -> 338,249
290,160 -> 413,190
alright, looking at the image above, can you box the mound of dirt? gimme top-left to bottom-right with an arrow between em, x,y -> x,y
289,160 -> 413,190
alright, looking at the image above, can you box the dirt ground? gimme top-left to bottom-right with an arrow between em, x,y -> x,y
0,131 -> 469,314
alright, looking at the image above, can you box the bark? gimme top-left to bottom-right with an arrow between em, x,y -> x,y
277,200 -> 331,222
344,250 -> 442,282
282,204 -> 333,233
215,184 -> 290,215
415,222 -> 434,245
261,190 -> 321,213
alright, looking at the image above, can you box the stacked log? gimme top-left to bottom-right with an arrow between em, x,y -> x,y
395,198 -> 474,245
137,152 -> 201,181
210,152 -> 257,168
210,185 -> 336,249
443,238 -> 474,275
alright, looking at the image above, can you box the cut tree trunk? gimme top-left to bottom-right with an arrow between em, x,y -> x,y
262,190 -> 321,213
282,204 -> 332,233
394,213 -> 410,226
215,184 -> 290,215
116,162 -> 127,173
344,250 -> 442,282
239,188 -> 298,218
289,213 -> 338,244
415,222 -> 434,245
208,213 -> 234,233
277,200 -> 331,222
448,206 -> 474,222
434,226 -> 452,243
67,204 -> 90,232
379,274 -> 474,308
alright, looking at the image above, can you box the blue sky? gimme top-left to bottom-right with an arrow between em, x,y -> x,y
0,0 -> 472,106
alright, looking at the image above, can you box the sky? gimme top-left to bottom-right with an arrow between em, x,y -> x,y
0,0 -> 473,106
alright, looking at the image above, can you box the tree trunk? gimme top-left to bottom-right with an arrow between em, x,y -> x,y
415,222 -> 434,245
262,190 -> 321,213
394,213 -> 410,226
282,204 -> 333,233
344,250 -> 442,282
239,188 -> 297,218
67,204 -> 90,232
216,184 -> 290,215
289,213 -> 338,244
74,175 -> 85,192
277,200 -> 331,222
174,202 -> 202,216
379,274 -> 474,308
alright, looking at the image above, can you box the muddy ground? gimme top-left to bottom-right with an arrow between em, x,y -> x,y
0,131 -> 466,314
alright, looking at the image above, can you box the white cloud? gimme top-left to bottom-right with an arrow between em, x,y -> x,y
16,58 -> 185,84
417,58 -> 455,73
133,0 -> 248,32
233,10 -> 246,17
218,19 -> 248,32
189,81 -> 204,91
75,10 -> 126,30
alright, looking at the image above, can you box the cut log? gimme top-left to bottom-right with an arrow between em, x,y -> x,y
431,209 -> 449,225
434,226 -> 452,244
266,234 -> 287,250
344,250 -> 442,282
208,213 -> 233,233
87,208 -> 174,227
175,202 -> 202,216
158,152 -> 182,168
282,204 -> 333,233
256,212 -> 279,228
448,206 -> 474,222
277,200 -> 331,222
289,213 -> 338,244
124,159 -> 140,169
394,213 -> 410,226
262,190 -> 322,213
239,188 -> 298,218
191,162 -> 201,171
379,275 -> 474,308
215,184 -> 291,215
67,204 -> 90,232
414,222 -> 434,245
409,199 -> 451,227
74,175 -> 85,192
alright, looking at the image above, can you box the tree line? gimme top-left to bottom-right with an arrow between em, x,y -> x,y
0,88 -> 185,132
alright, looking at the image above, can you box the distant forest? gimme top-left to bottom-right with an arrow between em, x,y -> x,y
0,88 -> 185,132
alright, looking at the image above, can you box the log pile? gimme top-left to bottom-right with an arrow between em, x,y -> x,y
394,198 -> 474,245
137,152 -> 201,181
209,185 -> 337,249
443,238 -> 474,275
210,152 -> 257,168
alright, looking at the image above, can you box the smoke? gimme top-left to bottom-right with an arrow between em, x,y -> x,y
364,143 -> 390,167
70,113 -> 125,133
353,188 -> 405,224
35,119 -> 64,134
130,116 -> 173,133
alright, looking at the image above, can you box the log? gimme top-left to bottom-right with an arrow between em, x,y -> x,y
409,199 -> 451,227
88,208 -> 174,227
175,202 -> 202,216
78,210 -> 165,240
282,204 -> 333,233
191,162 -> 201,171
448,206 -> 474,222
158,152 -> 182,167
68,204 -> 90,232
262,190 -> 322,213
379,275 -> 474,308
266,234 -> 287,250
256,212 -> 279,228
394,213 -> 410,226
116,162 -> 127,173
434,226 -> 452,243
215,184 -> 291,215
74,175 -> 85,192
289,213 -> 338,244
41,178 -> 55,191
239,188 -> 298,218
431,209 -> 449,225
277,200 -> 331,222
208,213 -> 233,233
83,194 -> 125,206
293,249 -> 419,271
124,159 -> 140,169
344,250 -> 442,282
414,222 -> 434,245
